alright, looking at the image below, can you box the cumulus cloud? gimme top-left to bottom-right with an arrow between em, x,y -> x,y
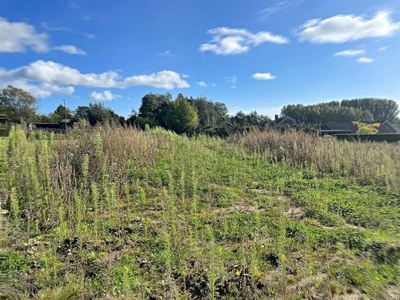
252,72 -> 276,80
53,45 -> 87,55
0,80 -> 74,98
334,49 -> 365,57
0,60 -> 190,97
298,11 -> 400,43
199,27 -> 289,55
90,90 -> 120,101
197,81 -> 207,87
122,70 -> 190,89
0,17 -> 89,55
0,17 -> 49,52
357,57 -> 374,63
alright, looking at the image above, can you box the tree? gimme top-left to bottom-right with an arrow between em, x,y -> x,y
188,97 -> 228,131
341,98 -> 399,122
138,93 -> 171,128
0,85 -> 38,123
73,103 -> 123,125
165,94 -> 199,134
49,104 -> 73,122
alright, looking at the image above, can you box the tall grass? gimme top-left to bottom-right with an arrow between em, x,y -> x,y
235,129 -> 400,190
3,125 -> 399,299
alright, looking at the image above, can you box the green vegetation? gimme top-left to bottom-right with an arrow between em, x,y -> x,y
282,98 -> 399,124
1,125 -> 399,299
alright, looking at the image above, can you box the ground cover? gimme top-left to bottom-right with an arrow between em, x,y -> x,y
0,126 -> 399,299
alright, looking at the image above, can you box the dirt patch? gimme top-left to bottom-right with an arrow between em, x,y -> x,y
284,206 -> 305,220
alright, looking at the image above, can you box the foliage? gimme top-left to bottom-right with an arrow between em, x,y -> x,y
2,126 -> 399,299
0,85 -> 38,123
281,98 -> 398,125
73,103 -> 124,125
138,93 -> 172,128
49,104 -> 73,122
353,121 -> 380,134
165,94 -> 199,134
342,98 -> 399,123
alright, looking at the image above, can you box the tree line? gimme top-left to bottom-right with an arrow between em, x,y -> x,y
1,85 -> 399,135
281,99 -> 399,124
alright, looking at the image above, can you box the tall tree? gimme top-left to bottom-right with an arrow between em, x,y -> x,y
165,94 -> 199,134
73,103 -> 123,125
341,98 -> 399,122
138,93 -> 171,128
188,97 -> 228,130
49,104 -> 73,122
0,85 -> 38,123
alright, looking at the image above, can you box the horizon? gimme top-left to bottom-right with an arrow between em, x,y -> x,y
1,0 -> 400,118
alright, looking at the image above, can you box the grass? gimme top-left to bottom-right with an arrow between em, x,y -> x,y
0,125 -> 399,299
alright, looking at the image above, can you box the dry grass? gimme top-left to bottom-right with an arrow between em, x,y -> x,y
235,129 -> 400,190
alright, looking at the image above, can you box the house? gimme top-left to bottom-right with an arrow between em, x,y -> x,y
378,120 -> 398,134
272,115 -> 297,127
320,122 -> 357,135
320,121 -> 399,136
0,113 -> 9,137
27,122 -> 77,133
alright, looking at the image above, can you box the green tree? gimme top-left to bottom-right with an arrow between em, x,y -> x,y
49,104 -> 73,122
165,94 -> 199,134
341,98 -> 399,122
0,85 -> 38,123
138,93 -> 171,128
73,103 -> 123,125
188,97 -> 228,131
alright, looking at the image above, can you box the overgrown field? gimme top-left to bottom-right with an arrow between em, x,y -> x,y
1,126 -> 399,299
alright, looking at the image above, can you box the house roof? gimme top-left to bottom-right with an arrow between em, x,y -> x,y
378,121 -> 398,134
320,122 -> 357,132
273,116 -> 296,126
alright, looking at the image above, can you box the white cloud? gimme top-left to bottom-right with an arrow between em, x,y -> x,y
90,90 -> 120,101
0,18 -> 90,55
378,46 -> 389,51
197,81 -> 207,87
4,60 -> 120,87
199,27 -> 288,55
298,10 -> 400,43
158,50 -> 174,57
334,49 -> 365,57
0,80 -> 74,98
258,0 -> 304,20
0,17 -> 49,52
0,60 -> 190,98
53,45 -> 87,55
357,57 -> 374,63
252,72 -> 276,80
122,70 -> 190,89
224,75 -> 238,84
258,1 -> 289,20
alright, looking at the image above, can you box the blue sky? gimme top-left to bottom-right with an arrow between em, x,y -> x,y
1,0 -> 400,118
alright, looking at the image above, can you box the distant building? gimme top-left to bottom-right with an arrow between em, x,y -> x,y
27,121 -> 77,133
320,122 -> 357,135
320,121 -> 399,136
272,115 -> 297,127
378,120 -> 398,134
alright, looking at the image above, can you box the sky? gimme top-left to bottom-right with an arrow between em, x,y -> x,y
1,0 -> 400,118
